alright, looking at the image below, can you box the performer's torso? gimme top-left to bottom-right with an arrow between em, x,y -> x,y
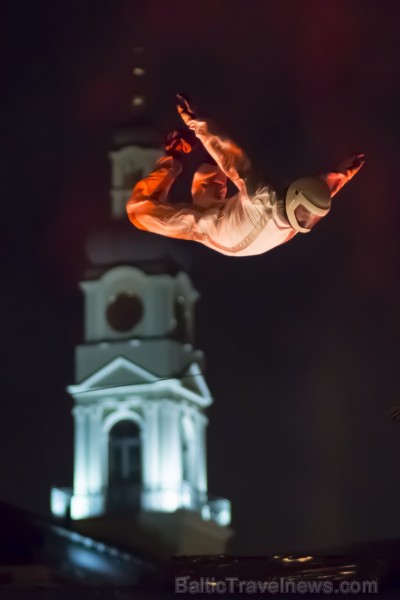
196,188 -> 296,257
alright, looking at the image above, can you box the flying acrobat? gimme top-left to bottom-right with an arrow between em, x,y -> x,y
126,94 -> 365,257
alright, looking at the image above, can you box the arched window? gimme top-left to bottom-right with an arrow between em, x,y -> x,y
107,420 -> 141,511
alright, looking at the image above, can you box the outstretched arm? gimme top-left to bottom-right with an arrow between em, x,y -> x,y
286,153 -> 366,232
320,153 -> 366,197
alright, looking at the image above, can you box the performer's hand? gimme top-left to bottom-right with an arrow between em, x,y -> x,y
164,128 -> 199,157
337,153 -> 366,178
322,152 -> 366,197
390,404 -> 400,422
176,93 -> 197,127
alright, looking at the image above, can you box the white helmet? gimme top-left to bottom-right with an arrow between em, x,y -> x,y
285,177 -> 331,233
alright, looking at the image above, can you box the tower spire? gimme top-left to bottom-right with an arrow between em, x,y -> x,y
112,45 -> 159,150
131,46 -> 147,113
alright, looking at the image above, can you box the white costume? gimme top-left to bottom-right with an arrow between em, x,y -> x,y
126,96 -> 365,257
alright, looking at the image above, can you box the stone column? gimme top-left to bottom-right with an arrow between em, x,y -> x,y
88,404 -> 102,494
142,400 -> 160,491
196,412 -> 208,495
158,400 -> 183,511
72,405 -> 89,496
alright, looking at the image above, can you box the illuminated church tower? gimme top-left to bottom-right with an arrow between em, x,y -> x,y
51,48 -> 231,555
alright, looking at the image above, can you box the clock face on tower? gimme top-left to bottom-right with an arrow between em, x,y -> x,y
106,291 -> 144,332
80,266 -> 198,341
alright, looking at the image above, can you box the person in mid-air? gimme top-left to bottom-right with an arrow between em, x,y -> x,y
126,94 -> 365,257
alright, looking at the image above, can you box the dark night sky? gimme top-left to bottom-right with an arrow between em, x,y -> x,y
3,0 -> 400,554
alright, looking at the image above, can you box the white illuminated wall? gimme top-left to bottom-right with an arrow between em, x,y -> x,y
51,267 -> 230,528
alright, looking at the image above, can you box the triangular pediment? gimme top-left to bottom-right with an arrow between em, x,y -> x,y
70,356 -> 157,392
180,362 -> 212,400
